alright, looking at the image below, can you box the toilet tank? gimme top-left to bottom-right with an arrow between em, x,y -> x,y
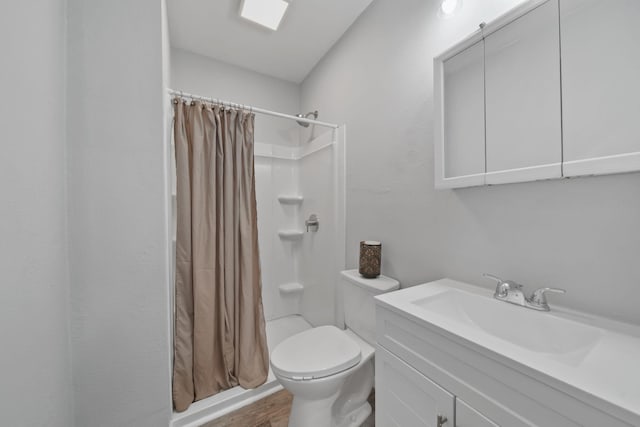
341,269 -> 400,345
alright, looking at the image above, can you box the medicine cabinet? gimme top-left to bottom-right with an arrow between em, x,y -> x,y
434,0 -> 640,189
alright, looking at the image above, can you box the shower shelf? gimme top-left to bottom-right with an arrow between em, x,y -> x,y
277,195 -> 304,205
279,282 -> 304,295
278,230 -> 304,240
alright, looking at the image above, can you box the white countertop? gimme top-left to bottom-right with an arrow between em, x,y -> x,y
375,279 -> 640,421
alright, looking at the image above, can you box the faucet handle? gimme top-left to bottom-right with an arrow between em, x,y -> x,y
529,287 -> 566,309
483,273 -> 522,288
483,273 -> 522,298
482,273 -> 504,284
305,214 -> 319,232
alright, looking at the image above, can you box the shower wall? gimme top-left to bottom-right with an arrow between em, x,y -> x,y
254,155 -> 302,320
299,128 -> 346,327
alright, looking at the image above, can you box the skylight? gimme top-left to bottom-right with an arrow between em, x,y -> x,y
240,0 -> 289,31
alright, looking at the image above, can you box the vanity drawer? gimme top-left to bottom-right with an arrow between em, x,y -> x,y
375,304 -> 630,427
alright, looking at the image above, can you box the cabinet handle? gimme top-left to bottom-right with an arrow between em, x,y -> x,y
437,414 -> 448,427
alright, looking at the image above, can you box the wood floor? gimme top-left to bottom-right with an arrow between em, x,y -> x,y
202,388 -> 375,427
202,389 -> 292,427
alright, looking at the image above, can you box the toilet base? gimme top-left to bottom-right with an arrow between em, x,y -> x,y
288,391 -> 340,427
334,402 -> 372,427
283,359 -> 374,427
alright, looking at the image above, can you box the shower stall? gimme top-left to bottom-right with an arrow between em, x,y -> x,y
168,90 -> 346,427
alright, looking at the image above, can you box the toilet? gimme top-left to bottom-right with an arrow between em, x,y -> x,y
271,269 -> 400,427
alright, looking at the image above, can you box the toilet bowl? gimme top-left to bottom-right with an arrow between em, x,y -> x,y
271,270 -> 399,427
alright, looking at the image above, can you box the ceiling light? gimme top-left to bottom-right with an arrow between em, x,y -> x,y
240,0 -> 289,31
439,0 -> 462,17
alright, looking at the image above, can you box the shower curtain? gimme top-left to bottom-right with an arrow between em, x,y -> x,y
172,99 -> 269,412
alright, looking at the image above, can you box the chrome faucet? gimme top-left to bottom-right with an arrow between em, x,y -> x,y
482,273 -> 566,312
483,273 -> 526,305
528,287 -> 566,311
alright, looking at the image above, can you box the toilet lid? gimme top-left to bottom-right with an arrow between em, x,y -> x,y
271,326 -> 361,380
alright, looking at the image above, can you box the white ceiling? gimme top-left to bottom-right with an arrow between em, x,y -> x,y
167,0 -> 374,83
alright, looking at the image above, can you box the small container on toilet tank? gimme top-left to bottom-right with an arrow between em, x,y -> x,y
359,241 -> 382,278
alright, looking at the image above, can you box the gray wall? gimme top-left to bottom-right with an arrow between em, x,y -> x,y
0,1 -> 73,425
67,0 -> 172,425
301,0 -> 640,325
171,48 -> 301,146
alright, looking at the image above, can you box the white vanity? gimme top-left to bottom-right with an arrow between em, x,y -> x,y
374,279 -> 640,426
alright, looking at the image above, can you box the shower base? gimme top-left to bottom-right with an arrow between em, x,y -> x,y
170,314 -> 312,427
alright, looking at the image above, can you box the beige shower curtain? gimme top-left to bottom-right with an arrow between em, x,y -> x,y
172,99 -> 269,412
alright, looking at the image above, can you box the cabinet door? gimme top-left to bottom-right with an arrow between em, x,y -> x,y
435,40 -> 486,189
376,346 -> 454,427
456,398 -> 498,427
485,0 -> 562,184
560,0 -> 640,177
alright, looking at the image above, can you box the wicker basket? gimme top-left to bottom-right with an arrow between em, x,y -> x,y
359,241 -> 382,278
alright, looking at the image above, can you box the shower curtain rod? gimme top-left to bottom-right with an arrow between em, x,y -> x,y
167,89 -> 339,129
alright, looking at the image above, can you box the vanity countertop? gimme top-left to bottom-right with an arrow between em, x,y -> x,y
375,279 -> 640,422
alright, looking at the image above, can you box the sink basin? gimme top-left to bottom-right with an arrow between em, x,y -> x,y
412,289 -> 602,355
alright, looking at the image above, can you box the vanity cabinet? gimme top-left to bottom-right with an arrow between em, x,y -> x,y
375,303 -> 636,427
456,398 -> 498,427
377,345 -> 496,427
484,0 -> 561,184
376,346 -> 454,426
560,0 -> 640,177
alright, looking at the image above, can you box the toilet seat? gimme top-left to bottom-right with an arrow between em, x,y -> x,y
271,326 -> 361,381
